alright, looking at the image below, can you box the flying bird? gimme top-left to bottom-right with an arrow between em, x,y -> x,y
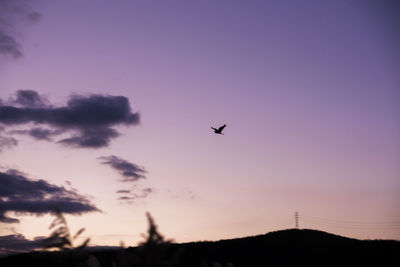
211,124 -> 226,135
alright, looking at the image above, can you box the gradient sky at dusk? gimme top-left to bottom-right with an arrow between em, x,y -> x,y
0,0 -> 399,249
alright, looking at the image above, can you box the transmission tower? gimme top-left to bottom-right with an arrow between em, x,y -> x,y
295,211 -> 299,229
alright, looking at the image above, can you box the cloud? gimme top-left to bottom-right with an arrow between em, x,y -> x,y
10,127 -> 62,141
0,126 -> 17,152
167,188 -> 196,200
99,155 -> 146,182
116,188 -> 153,202
27,12 -> 41,22
99,155 -> 153,203
0,135 -> 17,152
0,0 -> 41,59
0,169 -> 100,223
0,90 -> 140,148
116,190 -> 131,194
10,89 -> 49,108
0,32 -> 22,59
117,196 -> 132,201
0,234 -> 46,256
58,127 -> 119,148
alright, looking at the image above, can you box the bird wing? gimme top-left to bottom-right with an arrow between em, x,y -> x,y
218,124 -> 226,131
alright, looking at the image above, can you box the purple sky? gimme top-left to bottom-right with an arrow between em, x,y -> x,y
0,0 -> 399,250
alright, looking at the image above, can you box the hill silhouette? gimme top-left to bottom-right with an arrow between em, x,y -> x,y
1,228 -> 399,266
175,229 -> 400,266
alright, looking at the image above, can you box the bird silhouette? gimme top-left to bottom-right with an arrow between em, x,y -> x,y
211,124 -> 226,135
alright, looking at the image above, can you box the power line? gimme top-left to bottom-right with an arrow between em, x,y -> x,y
300,214 -> 400,230
302,215 -> 400,225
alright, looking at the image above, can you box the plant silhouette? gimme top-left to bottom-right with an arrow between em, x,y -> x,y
42,207 -> 89,250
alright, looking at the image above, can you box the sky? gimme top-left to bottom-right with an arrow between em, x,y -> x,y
0,0 -> 399,254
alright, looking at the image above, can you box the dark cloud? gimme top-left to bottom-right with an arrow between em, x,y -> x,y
0,91 -> 139,127
25,127 -> 59,140
10,127 -> 61,141
10,89 -> 49,108
0,169 -> 100,223
0,0 -> 41,59
99,155 -> 146,182
58,127 -> 119,148
0,90 -> 140,148
0,234 -> 46,256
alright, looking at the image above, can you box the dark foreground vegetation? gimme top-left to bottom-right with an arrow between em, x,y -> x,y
1,213 -> 399,267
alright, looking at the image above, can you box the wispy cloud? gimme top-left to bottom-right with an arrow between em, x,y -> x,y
167,188 -> 197,200
0,90 -> 140,148
0,32 -> 22,59
116,190 -> 131,194
0,0 -> 41,59
99,155 -> 146,182
0,169 -> 100,223
99,155 -> 153,203
116,188 -> 154,203
0,135 -> 17,152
